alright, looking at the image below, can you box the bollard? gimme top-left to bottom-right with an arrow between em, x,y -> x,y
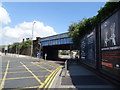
64,60 -> 68,77
45,55 -> 46,60
45,53 -> 47,60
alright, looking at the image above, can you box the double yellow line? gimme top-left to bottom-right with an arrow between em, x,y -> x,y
21,61 -> 62,89
38,66 -> 63,89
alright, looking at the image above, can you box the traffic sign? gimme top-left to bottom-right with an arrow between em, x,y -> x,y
36,52 -> 40,56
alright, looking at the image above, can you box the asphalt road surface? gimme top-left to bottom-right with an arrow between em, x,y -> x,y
0,55 -> 63,89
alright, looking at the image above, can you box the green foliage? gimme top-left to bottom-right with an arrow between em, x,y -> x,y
68,18 -> 94,46
8,45 -> 13,49
68,2 -> 120,47
9,40 -> 32,50
97,2 -> 120,22
12,43 -> 19,49
22,40 -> 32,48
18,43 -> 23,48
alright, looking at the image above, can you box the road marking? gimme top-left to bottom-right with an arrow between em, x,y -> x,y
39,66 -> 61,89
33,62 -> 58,67
1,76 -> 48,80
48,68 -> 62,88
24,86 -> 39,88
39,68 -> 57,88
32,63 -> 52,72
44,67 -> 59,88
0,60 -> 10,89
44,67 -> 61,89
0,70 -> 48,74
20,62 -> 43,85
40,62 -> 56,68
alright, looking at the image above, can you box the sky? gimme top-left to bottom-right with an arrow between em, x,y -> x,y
0,2 -> 106,45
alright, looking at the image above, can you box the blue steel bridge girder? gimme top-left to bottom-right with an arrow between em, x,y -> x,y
40,32 -> 72,47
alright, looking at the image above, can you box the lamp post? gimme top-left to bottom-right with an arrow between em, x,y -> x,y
31,21 -> 36,57
38,42 -> 41,60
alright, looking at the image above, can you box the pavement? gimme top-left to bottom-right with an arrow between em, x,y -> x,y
52,61 -> 118,89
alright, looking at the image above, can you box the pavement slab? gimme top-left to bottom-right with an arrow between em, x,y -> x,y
56,62 -> 117,89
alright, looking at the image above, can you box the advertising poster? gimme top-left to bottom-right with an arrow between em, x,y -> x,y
101,10 -> 120,77
86,30 -> 96,67
80,30 -> 96,68
80,38 -> 86,61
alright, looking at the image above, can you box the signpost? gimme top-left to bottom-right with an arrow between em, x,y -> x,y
36,52 -> 40,58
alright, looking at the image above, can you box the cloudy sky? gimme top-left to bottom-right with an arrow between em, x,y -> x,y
0,2 -> 106,45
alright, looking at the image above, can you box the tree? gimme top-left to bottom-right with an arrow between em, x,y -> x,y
22,40 -> 32,48
68,2 -> 120,47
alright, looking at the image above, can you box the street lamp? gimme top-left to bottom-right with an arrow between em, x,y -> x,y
31,21 -> 36,57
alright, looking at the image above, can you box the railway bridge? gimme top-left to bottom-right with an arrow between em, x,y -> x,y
40,33 -> 73,60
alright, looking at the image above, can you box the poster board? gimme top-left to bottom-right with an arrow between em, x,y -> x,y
101,10 -> 120,79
